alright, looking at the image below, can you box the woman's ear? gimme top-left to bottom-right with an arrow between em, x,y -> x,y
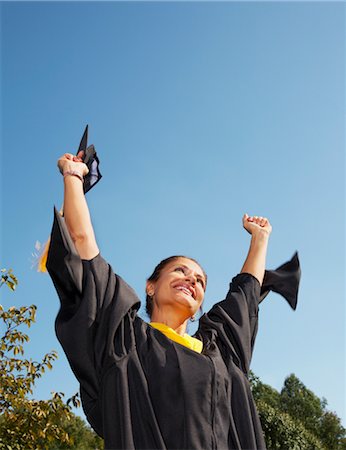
146,281 -> 154,297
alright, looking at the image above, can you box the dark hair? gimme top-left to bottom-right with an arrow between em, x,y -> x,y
146,255 -> 207,318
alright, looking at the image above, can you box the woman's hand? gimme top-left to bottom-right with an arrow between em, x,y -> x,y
243,214 -> 272,237
57,152 -> 89,177
240,214 -> 271,285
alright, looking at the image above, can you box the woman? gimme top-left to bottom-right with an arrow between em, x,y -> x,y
47,153 -> 300,450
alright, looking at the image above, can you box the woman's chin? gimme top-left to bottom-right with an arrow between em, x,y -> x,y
173,294 -> 197,315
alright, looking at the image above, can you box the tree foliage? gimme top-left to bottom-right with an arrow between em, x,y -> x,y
250,372 -> 346,450
45,415 -> 103,450
1,268 -> 18,292
0,268 -> 103,449
280,373 -> 326,435
256,399 -> 323,450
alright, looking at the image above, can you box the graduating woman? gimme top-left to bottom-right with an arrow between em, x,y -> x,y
47,152 -> 300,450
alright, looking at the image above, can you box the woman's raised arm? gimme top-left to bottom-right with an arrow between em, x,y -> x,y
57,152 -> 99,260
240,214 -> 272,286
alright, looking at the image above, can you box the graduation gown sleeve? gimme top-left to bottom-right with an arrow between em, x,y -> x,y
46,208 -> 140,436
196,254 -> 301,375
196,273 -> 261,374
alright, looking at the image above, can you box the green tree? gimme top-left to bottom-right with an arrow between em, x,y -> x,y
256,399 -> 323,450
0,268 -> 103,449
250,372 -> 322,449
280,373 -> 325,435
46,415 -> 103,449
319,411 -> 346,450
249,371 -> 281,410
250,371 -> 346,450
280,374 -> 346,450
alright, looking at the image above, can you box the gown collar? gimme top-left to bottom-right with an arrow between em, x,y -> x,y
150,322 -> 203,353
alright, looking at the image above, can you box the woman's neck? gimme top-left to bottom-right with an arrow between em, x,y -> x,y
150,310 -> 188,336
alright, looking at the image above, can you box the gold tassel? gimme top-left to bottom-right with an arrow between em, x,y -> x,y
37,238 -> 51,272
37,207 -> 64,273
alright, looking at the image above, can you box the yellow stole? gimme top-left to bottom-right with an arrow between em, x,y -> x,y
150,322 -> 203,353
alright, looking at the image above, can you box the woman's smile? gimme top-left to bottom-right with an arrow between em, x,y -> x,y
172,282 -> 196,299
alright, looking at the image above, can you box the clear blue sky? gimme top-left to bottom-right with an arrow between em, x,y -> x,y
1,1 -> 345,427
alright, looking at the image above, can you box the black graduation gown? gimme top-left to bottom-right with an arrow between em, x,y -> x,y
47,209 -> 300,450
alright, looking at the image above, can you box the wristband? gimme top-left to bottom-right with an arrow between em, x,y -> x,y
63,170 -> 84,182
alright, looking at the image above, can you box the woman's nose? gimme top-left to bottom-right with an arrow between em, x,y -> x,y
185,272 -> 196,285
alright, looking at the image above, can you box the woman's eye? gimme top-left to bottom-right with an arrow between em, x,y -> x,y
174,267 -> 185,273
197,278 -> 204,287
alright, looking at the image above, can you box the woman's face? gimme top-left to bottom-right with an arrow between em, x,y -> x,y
146,257 -> 206,319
